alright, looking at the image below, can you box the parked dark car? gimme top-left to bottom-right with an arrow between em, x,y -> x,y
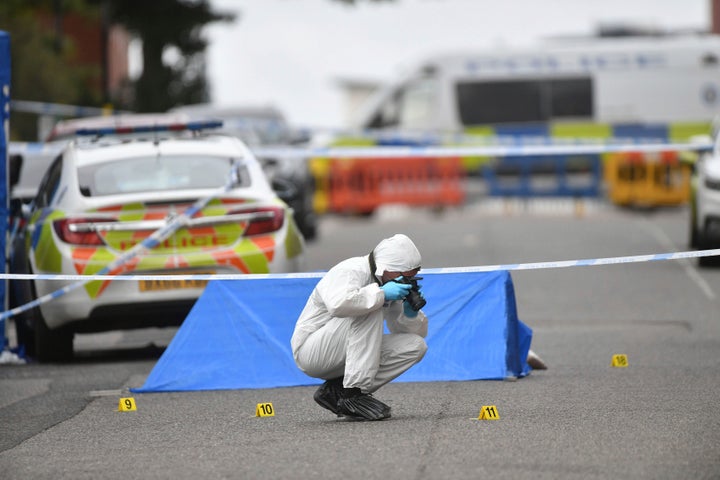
171,104 -> 317,240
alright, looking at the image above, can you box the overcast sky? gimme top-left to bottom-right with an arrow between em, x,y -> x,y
205,0 -> 710,129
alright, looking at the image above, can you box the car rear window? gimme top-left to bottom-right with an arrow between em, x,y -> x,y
78,155 -> 249,196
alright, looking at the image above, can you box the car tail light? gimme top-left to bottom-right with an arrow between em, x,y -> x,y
229,206 -> 285,236
53,218 -> 116,245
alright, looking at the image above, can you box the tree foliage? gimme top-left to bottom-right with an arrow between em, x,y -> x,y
0,0 -> 234,139
106,0 -> 235,113
0,0 -> 102,140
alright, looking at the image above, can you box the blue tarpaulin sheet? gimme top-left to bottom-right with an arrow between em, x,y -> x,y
133,270 -> 532,393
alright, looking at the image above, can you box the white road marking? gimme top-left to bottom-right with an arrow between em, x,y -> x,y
641,218 -> 716,300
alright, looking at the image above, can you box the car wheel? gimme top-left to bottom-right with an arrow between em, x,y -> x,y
34,311 -> 74,363
690,224 -> 699,249
14,317 -> 35,358
697,226 -> 720,268
698,253 -> 720,267
689,205 -> 699,249
297,211 -> 318,241
25,276 -> 74,362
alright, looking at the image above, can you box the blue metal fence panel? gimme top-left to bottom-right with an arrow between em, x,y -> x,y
612,123 -> 668,142
1,31 -> 10,350
483,154 -> 602,198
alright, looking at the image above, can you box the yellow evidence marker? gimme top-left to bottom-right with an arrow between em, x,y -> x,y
255,402 -> 275,417
611,354 -> 629,367
118,397 -> 137,412
477,405 -> 500,420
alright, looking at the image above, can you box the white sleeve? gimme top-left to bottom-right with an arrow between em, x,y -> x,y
316,263 -> 385,317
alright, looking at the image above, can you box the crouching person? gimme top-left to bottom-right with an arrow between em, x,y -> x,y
291,234 -> 428,421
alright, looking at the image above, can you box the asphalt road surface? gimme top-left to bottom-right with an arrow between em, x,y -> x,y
1,199 -> 719,480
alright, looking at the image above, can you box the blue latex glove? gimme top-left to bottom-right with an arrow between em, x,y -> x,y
381,281 -> 411,301
403,300 -> 420,318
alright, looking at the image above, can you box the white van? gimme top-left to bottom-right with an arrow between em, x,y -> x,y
351,35 -> 720,137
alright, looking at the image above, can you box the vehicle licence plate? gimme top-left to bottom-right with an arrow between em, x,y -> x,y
138,272 -> 213,292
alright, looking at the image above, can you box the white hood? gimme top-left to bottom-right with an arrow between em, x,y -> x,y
372,234 -> 422,276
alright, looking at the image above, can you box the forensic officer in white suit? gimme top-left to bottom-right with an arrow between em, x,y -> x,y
291,234 -> 428,421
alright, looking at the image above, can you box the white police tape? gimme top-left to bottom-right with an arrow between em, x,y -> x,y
2,247 -> 718,322
252,141 -> 712,159
9,100 -> 127,117
9,139 -> 712,161
423,248 -> 720,274
1,248 -> 718,283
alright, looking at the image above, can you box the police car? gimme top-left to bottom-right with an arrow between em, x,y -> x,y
46,110 -> 318,240
9,122 -> 306,361
689,122 -> 720,266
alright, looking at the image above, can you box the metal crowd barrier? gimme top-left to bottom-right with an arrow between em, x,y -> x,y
314,157 -> 465,215
481,153 -> 602,198
604,151 -> 692,207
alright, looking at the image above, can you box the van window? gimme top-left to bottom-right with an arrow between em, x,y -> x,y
368,75 -> 437,129
368,89 -> 401,129
549,78 -> 594,118
399,77 -> 437,129
456,77 -> 593,125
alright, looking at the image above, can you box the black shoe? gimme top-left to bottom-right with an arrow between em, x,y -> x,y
336,388 -> 391,421
313,377 -> 344,415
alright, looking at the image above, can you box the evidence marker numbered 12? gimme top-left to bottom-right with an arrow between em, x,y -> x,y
611,354 -> 629,368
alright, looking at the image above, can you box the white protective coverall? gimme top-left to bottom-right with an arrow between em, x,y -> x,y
291,234 -> 428,393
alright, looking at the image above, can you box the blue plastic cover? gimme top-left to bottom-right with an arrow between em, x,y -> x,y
133,270 -> 532,392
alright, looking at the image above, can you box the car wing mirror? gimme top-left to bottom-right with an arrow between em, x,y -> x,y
21,202 -> 33,218
272,177 -> 299,203
289,129 -> 310,145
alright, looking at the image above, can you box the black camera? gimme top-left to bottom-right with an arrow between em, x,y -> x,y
394,276 -> 426,311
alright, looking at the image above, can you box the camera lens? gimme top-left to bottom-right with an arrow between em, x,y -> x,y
393,275 -> 426,311
406,290 -> 426,311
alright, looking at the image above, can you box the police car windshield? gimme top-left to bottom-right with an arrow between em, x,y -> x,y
77,155 -> 249,197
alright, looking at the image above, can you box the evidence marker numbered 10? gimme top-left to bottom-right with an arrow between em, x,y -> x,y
255,402 -> 275,417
